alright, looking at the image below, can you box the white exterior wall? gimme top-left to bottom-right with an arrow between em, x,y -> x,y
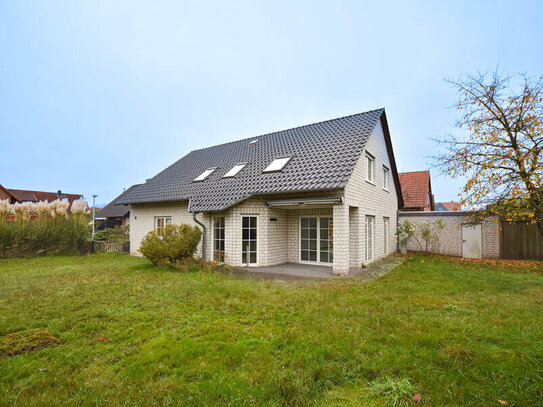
128,120 -> 400,274
129,201 -> 211,258
342,120 -> 399,268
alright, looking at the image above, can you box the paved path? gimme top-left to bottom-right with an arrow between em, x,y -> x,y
232,254 -> 406,281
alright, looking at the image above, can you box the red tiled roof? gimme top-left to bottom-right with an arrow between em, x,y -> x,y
439,201 -> 462,211
6,188 -> 83,204
0,184 -> 21,203
398,171 -> 432,209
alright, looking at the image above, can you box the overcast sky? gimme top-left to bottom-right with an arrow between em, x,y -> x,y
1,1 -> 542,206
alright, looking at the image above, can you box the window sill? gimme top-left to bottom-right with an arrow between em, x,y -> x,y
383,188 -> 390,193
365,180 -> 375,186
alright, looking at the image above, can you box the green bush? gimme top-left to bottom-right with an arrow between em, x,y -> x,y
94,225 -> 129,242
0,208 -> 90,257
140,224 -> 202,267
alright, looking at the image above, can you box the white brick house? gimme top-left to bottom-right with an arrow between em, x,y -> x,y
118,109 -> 403,275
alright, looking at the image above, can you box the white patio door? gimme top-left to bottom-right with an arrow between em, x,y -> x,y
242,216 -> 258,265
300,217 -> 333,264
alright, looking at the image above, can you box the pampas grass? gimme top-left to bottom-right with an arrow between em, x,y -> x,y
0,199 -> 91,257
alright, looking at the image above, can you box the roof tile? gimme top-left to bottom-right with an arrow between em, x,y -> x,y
119,109 -> 385,211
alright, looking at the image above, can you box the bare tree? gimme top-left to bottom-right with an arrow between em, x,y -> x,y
434,71 -> 543,235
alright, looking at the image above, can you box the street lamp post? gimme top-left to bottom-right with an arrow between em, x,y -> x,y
92,194 -> 98,241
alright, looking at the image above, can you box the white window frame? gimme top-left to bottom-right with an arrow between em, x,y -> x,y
263,157 -> 292,173
155,216 -> 172,236
365,153 -> 375,184
383,217 -> 389,254
241,215 -> 258,266
298,216 -> 334,265
194,168 -> 216,182
223,163 -> 247,178
383,166 -> 390,191
365,215 -> 375,262
212,216 -> 225,263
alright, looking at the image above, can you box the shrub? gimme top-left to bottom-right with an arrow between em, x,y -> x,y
94,225 -> 129,242
396,220 -> 415,250
412,219 -> 445,253
140,224 -> 202,266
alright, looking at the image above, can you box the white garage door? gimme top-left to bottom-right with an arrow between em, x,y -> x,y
462,224 -> 482,258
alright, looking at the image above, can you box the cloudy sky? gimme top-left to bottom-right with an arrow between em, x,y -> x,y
1,1 -> 542,206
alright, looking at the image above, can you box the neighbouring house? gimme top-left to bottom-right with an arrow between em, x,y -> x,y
117,108 -> 403,275
0,185 -> 21,204
398,170 -> 435,211
96,184 -> 142,230
435,201 -> 462,211
1,187 -> 84,205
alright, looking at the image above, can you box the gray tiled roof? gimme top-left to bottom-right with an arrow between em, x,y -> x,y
97,184 -> 142,218
118,109 -> 385,212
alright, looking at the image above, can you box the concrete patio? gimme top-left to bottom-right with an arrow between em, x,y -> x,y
232,254 -> 406,280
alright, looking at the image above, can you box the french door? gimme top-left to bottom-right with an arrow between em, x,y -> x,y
242,216 -> 258,265
212,216 -> 225,262
300,217 -> 333,264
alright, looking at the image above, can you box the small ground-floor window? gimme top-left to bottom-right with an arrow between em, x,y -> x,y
213,216 -> 225,262
365,215 -> 375,261
242,216 -> 257,264
155,216 -> 171,236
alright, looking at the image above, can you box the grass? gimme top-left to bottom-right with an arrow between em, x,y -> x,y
0,253 -> 542,406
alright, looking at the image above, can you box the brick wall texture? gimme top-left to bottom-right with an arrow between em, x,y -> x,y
398,212 -> 500,258
129,120 -> 399,274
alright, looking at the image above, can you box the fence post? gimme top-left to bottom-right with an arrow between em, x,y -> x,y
91,240 -> 95,254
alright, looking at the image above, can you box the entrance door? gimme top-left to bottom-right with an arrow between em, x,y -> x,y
300,217 -> 333,264
462,224 -> 482,258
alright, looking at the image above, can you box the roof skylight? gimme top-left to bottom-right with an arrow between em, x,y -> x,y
249,139 -> 259,145
223,163 -> 247,178
194,168 -> 216,182
263,157 -> 292,173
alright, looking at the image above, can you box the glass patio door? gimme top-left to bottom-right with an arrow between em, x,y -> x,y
242,216 -> 257,265
300,217 -> 333,264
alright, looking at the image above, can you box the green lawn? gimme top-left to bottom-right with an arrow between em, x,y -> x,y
0,254 -> 542,406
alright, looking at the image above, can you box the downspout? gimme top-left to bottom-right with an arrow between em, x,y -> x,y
396,209 -> 400,252
192,212 -> 207,260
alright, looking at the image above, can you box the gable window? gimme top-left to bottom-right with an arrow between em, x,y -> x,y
223,163 -> 247,178
155,216 -> 171,236
194,168 -> 216,182
383,166 -> 390,190
365,153 -> 375,183
263,157 -> 291,173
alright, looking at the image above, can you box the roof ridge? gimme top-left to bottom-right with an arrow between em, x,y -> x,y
399,170 -> 430,175
188,108 -> 385,153
7,188 -> 83,196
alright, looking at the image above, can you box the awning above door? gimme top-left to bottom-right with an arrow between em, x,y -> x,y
265,197 -> 343,207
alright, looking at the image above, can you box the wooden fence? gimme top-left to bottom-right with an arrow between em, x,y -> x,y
93,241 -> 130,253
500,221 -> 543,260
